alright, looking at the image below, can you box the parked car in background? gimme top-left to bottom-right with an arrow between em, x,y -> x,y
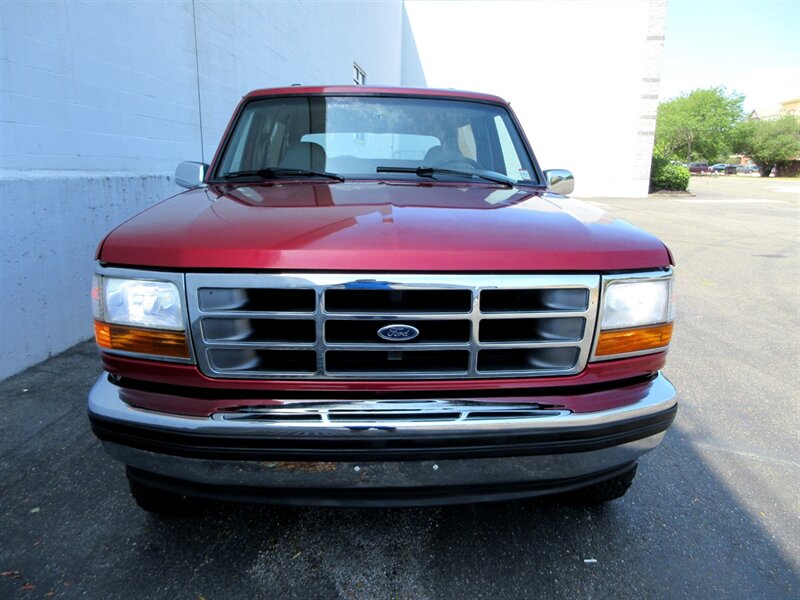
709,164 -> 727,173
736,164 -> 759,174
688,162 -> 710,174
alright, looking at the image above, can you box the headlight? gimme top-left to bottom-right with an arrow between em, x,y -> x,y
102,277 -> 183,330
92,274 -> 191,360
601,279 -> 674,329
593,275 -> 675,359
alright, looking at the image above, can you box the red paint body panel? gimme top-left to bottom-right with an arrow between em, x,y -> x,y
98,182 -> 670,271
243,85 -> 508,104
102,351 -> 665,396
118,375 -> 658,419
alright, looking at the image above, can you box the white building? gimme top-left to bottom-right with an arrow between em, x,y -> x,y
0,0 -> 665,379
406,0 -> 667,199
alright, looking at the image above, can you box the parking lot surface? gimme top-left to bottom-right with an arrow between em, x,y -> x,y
1,176 -> 798,599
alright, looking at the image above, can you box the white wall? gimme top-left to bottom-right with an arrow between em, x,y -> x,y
0,172 -> 178,376
191,0 -> 424,164
1,0 -> 426,172
1,0 -> 666,378
404,0 -> 666,198
0,0 -> 426,379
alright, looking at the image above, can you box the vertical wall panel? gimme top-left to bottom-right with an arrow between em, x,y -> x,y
0,0 -> 425,378
405,0 -> 667,198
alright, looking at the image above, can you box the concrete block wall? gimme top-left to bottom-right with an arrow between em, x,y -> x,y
192,1 -> 416,164
0,0 -> 426,379
0,172 -> 178,376
1,1 -> 201,173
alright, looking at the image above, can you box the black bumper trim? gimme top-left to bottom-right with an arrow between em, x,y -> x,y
90,403 -> 676,462
127,461 -> 638,508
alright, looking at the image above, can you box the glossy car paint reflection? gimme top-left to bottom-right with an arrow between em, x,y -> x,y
97,182 -> 670,271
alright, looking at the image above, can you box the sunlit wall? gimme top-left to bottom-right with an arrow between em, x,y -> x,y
405,0 -> 667,198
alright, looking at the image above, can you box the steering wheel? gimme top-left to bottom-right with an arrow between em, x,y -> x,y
435,156 -> 483,170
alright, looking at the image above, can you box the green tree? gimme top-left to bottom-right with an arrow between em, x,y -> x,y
655,87 -> 745,162
733,116 -> 800,176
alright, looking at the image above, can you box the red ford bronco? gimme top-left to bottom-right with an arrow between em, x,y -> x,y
88,86 -> 677,512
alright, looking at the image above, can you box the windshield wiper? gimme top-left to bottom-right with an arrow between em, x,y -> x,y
222,168 -> 344,182
376,166 -> 514,187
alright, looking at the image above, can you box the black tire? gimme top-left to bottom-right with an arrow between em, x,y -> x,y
127,470 -> 197,515
564,463 -> 638,504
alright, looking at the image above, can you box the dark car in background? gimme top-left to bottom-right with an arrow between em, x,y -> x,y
688,162 -> 709,174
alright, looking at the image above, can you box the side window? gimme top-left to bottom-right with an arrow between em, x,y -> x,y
222,111 -> 254,172
494,115 -> 524,178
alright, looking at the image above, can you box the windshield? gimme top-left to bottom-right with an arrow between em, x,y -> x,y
213,96 -> 539,184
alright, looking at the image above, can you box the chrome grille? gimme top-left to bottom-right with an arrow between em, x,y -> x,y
186,273 -> 600,379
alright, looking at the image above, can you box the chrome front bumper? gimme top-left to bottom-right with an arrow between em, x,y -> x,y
89,373 -> 677,506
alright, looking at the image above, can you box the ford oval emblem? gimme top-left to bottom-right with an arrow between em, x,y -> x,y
377,324 -> 420,342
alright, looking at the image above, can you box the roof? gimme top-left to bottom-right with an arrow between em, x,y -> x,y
749,105 -> 782,120
243,85 -> 507,104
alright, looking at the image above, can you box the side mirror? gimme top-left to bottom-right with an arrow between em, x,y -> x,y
175,161 -> 209,189
543,169 -> 575,195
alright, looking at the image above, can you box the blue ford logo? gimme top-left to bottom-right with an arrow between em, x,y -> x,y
377,324 -> 420,342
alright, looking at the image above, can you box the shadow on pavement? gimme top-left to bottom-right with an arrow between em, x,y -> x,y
0,344 -> 797,599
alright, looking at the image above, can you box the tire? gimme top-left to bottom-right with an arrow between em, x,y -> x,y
127,470 -> 198,515
564,463 -> 637,504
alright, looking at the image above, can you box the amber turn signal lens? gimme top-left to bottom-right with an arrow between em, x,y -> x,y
595,322 -> 673,357
94,321 -> 190,359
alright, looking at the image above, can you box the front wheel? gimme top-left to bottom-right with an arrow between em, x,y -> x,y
127,468 -> 198,515
565,463 -> 637,504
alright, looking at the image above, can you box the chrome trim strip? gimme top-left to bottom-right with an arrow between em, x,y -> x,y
592,344 -> 671,362
88,371 -> 676,434
211,401 -> 572,423
185,273 -> 600,379
92,347 -> 195,365
201,341 -> 581,351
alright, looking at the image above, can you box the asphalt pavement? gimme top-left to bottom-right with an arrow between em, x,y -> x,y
1,175 -> 798,599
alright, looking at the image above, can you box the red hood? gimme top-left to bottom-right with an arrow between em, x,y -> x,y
98,182 -> 670,271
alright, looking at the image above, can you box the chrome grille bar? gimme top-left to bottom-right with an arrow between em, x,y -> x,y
210,400 -> 571,425
186,273 -> 600,379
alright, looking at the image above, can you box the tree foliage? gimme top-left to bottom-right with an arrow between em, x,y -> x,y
733,116 -> 800,176
655,87 -> 745,162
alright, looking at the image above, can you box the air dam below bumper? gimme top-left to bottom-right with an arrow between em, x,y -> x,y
89,373 -> 677,507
